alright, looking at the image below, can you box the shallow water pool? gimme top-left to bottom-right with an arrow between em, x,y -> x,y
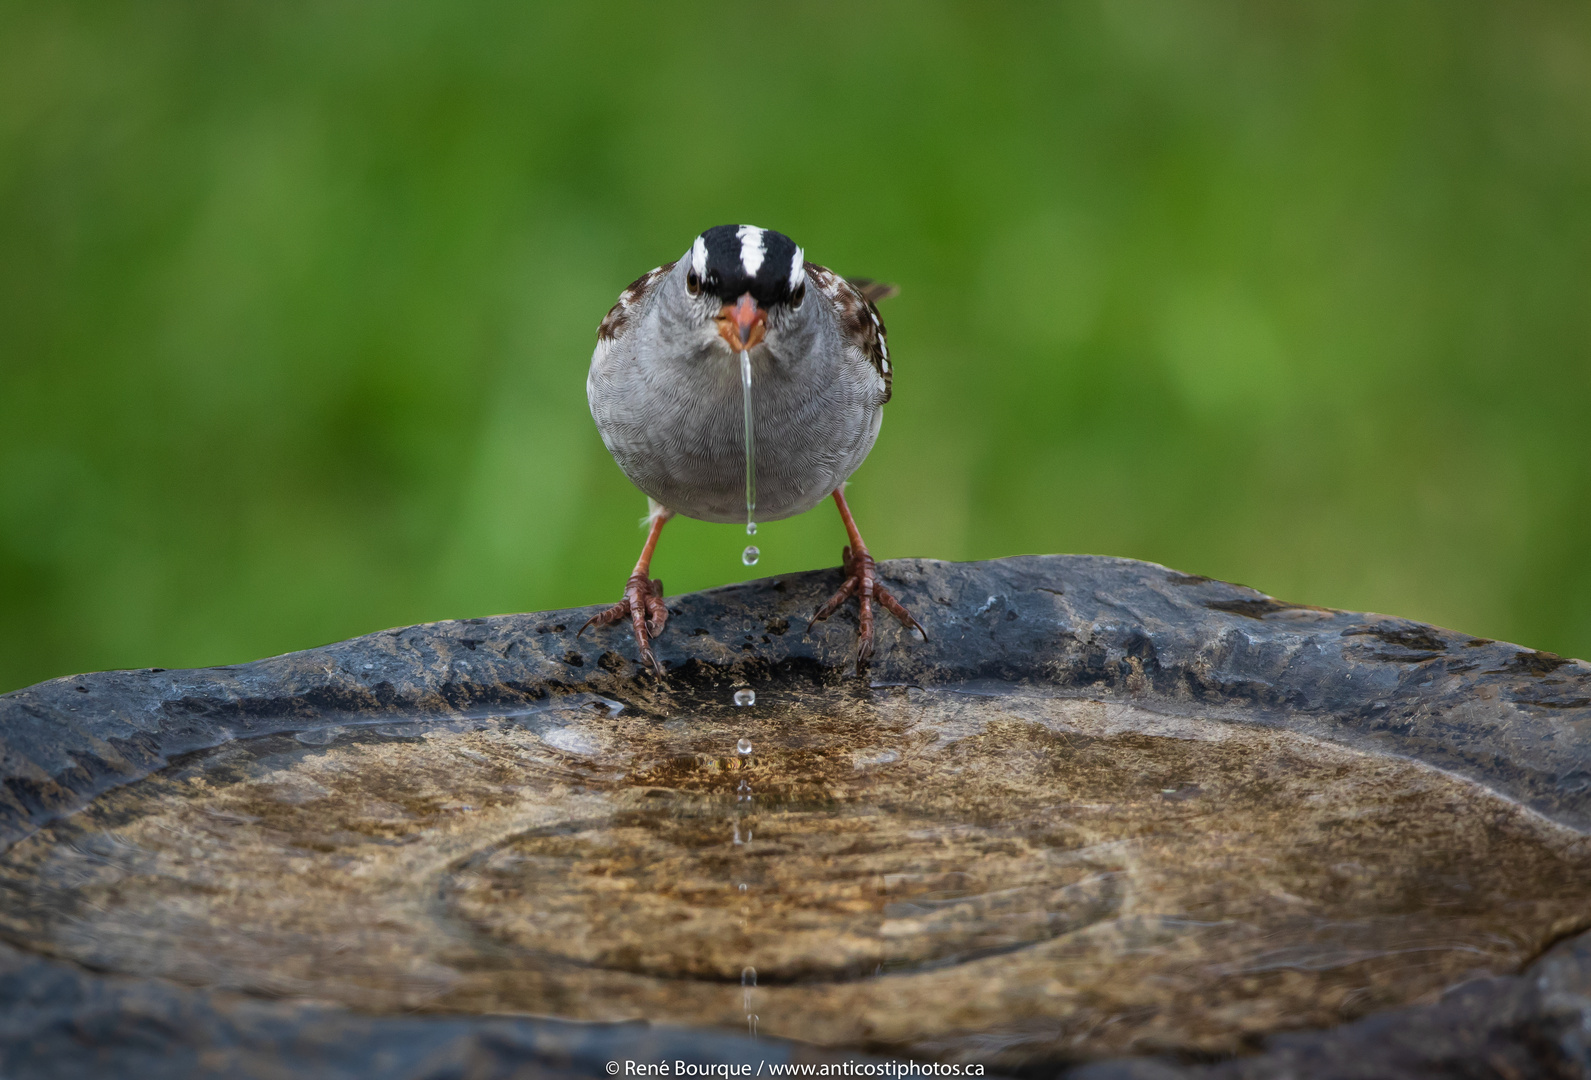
0,682 -> 1586,1068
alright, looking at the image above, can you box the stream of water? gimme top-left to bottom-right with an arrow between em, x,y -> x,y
741,349 -> 759,567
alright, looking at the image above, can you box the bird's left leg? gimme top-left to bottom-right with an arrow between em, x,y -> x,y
579,503 -> 674,677
808,488 -> 926,669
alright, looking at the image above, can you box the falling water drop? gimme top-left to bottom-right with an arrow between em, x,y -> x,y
738,882 -> 749,892
747,1014 -> 759,1038
746,521 -> 757,535
742,966 -> 757,986
734,689 -> 756,707
742,545 -> 760,566
736,737 -> 753,755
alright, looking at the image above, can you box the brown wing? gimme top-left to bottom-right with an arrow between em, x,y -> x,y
597,260 -> 677,343
808,263 -> 893,402
844,277 -> 900,304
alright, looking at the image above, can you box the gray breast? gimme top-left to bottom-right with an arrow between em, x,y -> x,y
588,309 -> 886,524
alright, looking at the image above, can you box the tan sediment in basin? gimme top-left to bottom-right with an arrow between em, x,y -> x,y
0,684 -> 1586,1067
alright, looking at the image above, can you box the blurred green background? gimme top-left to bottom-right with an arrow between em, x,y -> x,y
2,1 -> 1588,693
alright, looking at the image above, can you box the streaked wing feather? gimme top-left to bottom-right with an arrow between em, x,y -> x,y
597,260 -> 676,342
845,277 -> 899,304
809,263 -> 893,403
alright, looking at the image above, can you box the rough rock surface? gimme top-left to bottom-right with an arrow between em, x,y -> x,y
0,555 -> 1588,1078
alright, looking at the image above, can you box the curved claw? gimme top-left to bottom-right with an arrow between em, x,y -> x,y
579,601 -> 627,638
808,543 -> 924,671
875,582 -> 927,641
584,573 -> 669,678
806,574 -> 858,631
642,578 -> 668,638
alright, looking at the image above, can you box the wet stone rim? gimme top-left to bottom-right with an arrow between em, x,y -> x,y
0,554 -> 1588,1080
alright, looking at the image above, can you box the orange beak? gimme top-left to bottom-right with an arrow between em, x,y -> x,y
715,292 -> 767,351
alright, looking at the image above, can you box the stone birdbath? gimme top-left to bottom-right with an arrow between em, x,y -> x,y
1,556 -> 1588,1079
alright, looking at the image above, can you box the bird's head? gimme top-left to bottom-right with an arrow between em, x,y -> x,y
676,224 -> 808,353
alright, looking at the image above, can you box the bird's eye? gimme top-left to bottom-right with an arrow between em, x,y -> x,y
790,281 -> 806,309
685,269 -> 701,296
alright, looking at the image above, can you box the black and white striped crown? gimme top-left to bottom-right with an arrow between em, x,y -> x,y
689,224 -> 805,307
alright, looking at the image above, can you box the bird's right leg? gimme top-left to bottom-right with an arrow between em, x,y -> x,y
579,503 -> 674,678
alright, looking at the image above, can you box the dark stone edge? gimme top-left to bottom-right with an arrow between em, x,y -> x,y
0,554 -> 1588,1079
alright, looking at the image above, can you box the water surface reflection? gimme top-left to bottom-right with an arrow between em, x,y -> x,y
0,684 -> 1586,1067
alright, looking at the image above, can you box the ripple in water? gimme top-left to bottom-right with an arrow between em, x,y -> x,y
0,686 -> 1587,1070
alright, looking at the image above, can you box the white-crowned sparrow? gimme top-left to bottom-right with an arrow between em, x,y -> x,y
582,224 -> 924,676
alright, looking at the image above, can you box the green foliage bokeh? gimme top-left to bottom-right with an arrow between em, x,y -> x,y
2,1 -> 1589,692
